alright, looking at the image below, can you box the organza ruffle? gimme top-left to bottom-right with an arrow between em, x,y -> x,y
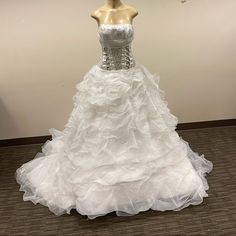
15,63 -> 213,219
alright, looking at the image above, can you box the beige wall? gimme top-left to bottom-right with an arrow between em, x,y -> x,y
0,0 -> 235,139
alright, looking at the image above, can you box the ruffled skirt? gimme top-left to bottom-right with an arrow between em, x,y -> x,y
15,63 -> 213,219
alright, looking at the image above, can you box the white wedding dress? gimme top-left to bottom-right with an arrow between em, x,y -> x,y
15,23 -> 213,219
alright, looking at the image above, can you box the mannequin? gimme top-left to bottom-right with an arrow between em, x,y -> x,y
91,0 -> 138,26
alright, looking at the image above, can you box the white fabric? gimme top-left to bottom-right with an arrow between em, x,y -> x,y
98,23 -> 134,47
15,25 -> 213,220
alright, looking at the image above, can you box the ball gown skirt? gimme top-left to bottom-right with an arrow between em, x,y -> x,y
15,63 -> 213,219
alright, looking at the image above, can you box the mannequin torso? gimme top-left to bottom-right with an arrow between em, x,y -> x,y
91,0 -> 138,70
91,0 -> 138,26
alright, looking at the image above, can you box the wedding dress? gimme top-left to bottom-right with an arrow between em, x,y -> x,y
15,23 -> 213,219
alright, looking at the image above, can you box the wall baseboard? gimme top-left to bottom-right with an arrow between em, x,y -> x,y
177,118 -> 236,130
0,119 -> 235,147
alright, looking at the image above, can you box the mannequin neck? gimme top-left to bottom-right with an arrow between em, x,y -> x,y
106,0 -> 123,9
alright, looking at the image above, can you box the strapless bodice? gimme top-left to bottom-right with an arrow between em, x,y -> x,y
97,24 -> 136,70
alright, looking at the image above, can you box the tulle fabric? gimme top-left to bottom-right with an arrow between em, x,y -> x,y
15,63 -> 213,219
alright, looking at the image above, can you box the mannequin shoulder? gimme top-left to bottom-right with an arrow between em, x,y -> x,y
90,5 -> 138,22
90,8 -> 102,20
125,5 -> 138,17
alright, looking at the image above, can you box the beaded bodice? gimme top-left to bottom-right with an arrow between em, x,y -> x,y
98,24 -> 136,70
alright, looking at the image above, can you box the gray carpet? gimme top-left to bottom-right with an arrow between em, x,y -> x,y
0,126 -> 236,236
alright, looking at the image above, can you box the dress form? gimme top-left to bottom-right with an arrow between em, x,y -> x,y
91,0 -> 138,25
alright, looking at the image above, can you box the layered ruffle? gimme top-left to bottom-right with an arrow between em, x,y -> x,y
15,63 -> 213,219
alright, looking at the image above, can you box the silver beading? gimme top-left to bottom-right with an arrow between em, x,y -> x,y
99,44 -> 135,70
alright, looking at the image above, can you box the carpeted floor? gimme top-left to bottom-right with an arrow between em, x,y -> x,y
0,126 -> 236,236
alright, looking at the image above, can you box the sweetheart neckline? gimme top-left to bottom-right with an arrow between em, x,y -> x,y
98,23 -> 133,28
